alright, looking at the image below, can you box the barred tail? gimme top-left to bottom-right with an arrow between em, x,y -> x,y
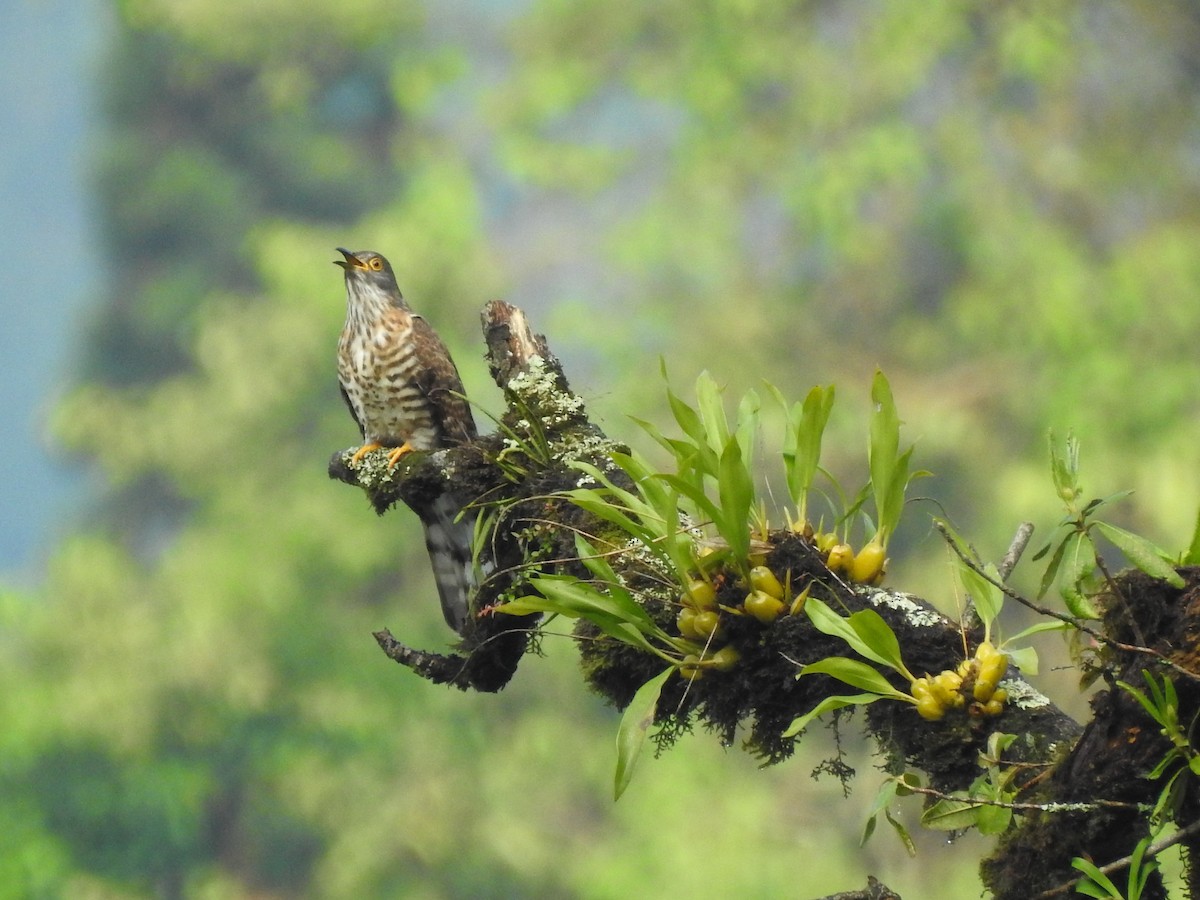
421,494 -> 480,634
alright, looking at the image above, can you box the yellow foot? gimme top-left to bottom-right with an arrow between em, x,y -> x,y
349,441 -> 383,466
386,442 -> 415,469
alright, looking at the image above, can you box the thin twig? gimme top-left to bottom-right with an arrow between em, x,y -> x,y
933,522 -> 1200,683
999,521 -> 1035,581
899,781 -> 1142,814
1033,817 -> 1200,899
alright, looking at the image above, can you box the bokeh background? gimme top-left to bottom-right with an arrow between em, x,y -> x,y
5,2 -> 1200,897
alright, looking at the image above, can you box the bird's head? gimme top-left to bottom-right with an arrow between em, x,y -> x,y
334,248 -> 406,309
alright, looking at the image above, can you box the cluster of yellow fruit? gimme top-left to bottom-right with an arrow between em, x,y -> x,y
814,533 -> 887,585
674,565 -> 809,678
910,641 -> 1010,721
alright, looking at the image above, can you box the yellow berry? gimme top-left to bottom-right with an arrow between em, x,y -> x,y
815,532 -> 838,554
974,640 -> 1000,663
709,646 -> 741,672
973,646 -> 1009,701
849,542 -> 887,584
930,670 -> 964,707
916,695 -> 946,721
982,698 -> 1005,717
691,610 -> 723,640
749,565 -> 785,600
979,649 -> 1009,685
676,607 -> 701,639
680,654 -> 704,680
744,590 -> 786,624
683,579 -> 717,610
826,543 -> 854,574
910,677 -> 934,701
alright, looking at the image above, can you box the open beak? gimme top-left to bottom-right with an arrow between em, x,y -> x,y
334,247 -> 365,270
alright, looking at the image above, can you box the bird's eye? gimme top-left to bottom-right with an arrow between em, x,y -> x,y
368,257 -> 384,271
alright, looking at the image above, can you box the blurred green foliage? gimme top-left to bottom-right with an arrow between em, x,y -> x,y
6,1 -> 1200,896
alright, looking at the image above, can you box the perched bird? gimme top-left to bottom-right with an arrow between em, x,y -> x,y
335,247 -> 479,632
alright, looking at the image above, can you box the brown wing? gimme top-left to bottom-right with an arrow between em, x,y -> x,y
339,384 -> 366,439
410,315 -> 477,447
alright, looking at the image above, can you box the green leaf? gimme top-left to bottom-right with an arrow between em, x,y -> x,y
735,388 -> 760,466
1049,431 -> 1081,503
662,363 -> 706,446
846,609 -> 910,674
860,777 -> 916,856
774,383 -> 835,517
804,597 -> 911,676
1116,679 -> 1159,725
799,657 -> 910,700
975,802 -> 1012,835
1128,835 -> 1158,899
920,793 -> 980,831
895,771 -> 923,795
658,473 -> 723,532
1059,531 -> 1100,619
542,568 -> 653,631
716,436 -> 753,566
962,564 -> 1003,631
782,693 -> 888,737
1003,644 -> 1039,676
1093,521 -> 1185,589
884,809 -> 917,857
869,370 -> 899,492
868,369 -> 901,540
804,597 -> 886,667
1005,620 -> 1071,644
984,731 -> 1018,762
504,576 -> 668,657
1184,504 -> 1200,566
1071,857 -> 1122,899
935,517 -> 1004,629
860,811 -> 878,846
614,668 -> 674,800
1036,535 -> 1070,601
861,779 -> 898,846
574,535 -> 657,628
500,594 -> 657,654
694,370 -> 731,457
878,446 -> 914,542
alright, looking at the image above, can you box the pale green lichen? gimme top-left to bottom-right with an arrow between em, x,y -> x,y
506,355 -> 586,428
997,678 -> 1049,709
560,433 -> 623,469
344,449 -> 398,491
1036,802 -> 1109,813
867,590 -> 947,629
620,537 -> 679,584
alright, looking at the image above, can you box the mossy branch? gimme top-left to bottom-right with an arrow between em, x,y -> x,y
329,302 -> 1200,900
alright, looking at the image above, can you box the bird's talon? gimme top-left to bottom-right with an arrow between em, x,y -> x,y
349,441 -> 383,466
386,443 -> 415,469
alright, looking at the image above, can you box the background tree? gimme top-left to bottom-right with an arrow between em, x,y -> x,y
5,1 -> 1200,897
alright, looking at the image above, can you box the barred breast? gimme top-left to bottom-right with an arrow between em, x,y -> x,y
338,311 -> 440,451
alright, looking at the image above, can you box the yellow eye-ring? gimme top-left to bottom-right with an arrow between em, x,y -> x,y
368,257 -> 384,271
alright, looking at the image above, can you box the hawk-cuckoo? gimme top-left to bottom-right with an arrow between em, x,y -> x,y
335,247 -> 478,633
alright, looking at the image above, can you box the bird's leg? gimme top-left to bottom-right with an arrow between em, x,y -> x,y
349,441 -> 383,466
386,442 -> 415,469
